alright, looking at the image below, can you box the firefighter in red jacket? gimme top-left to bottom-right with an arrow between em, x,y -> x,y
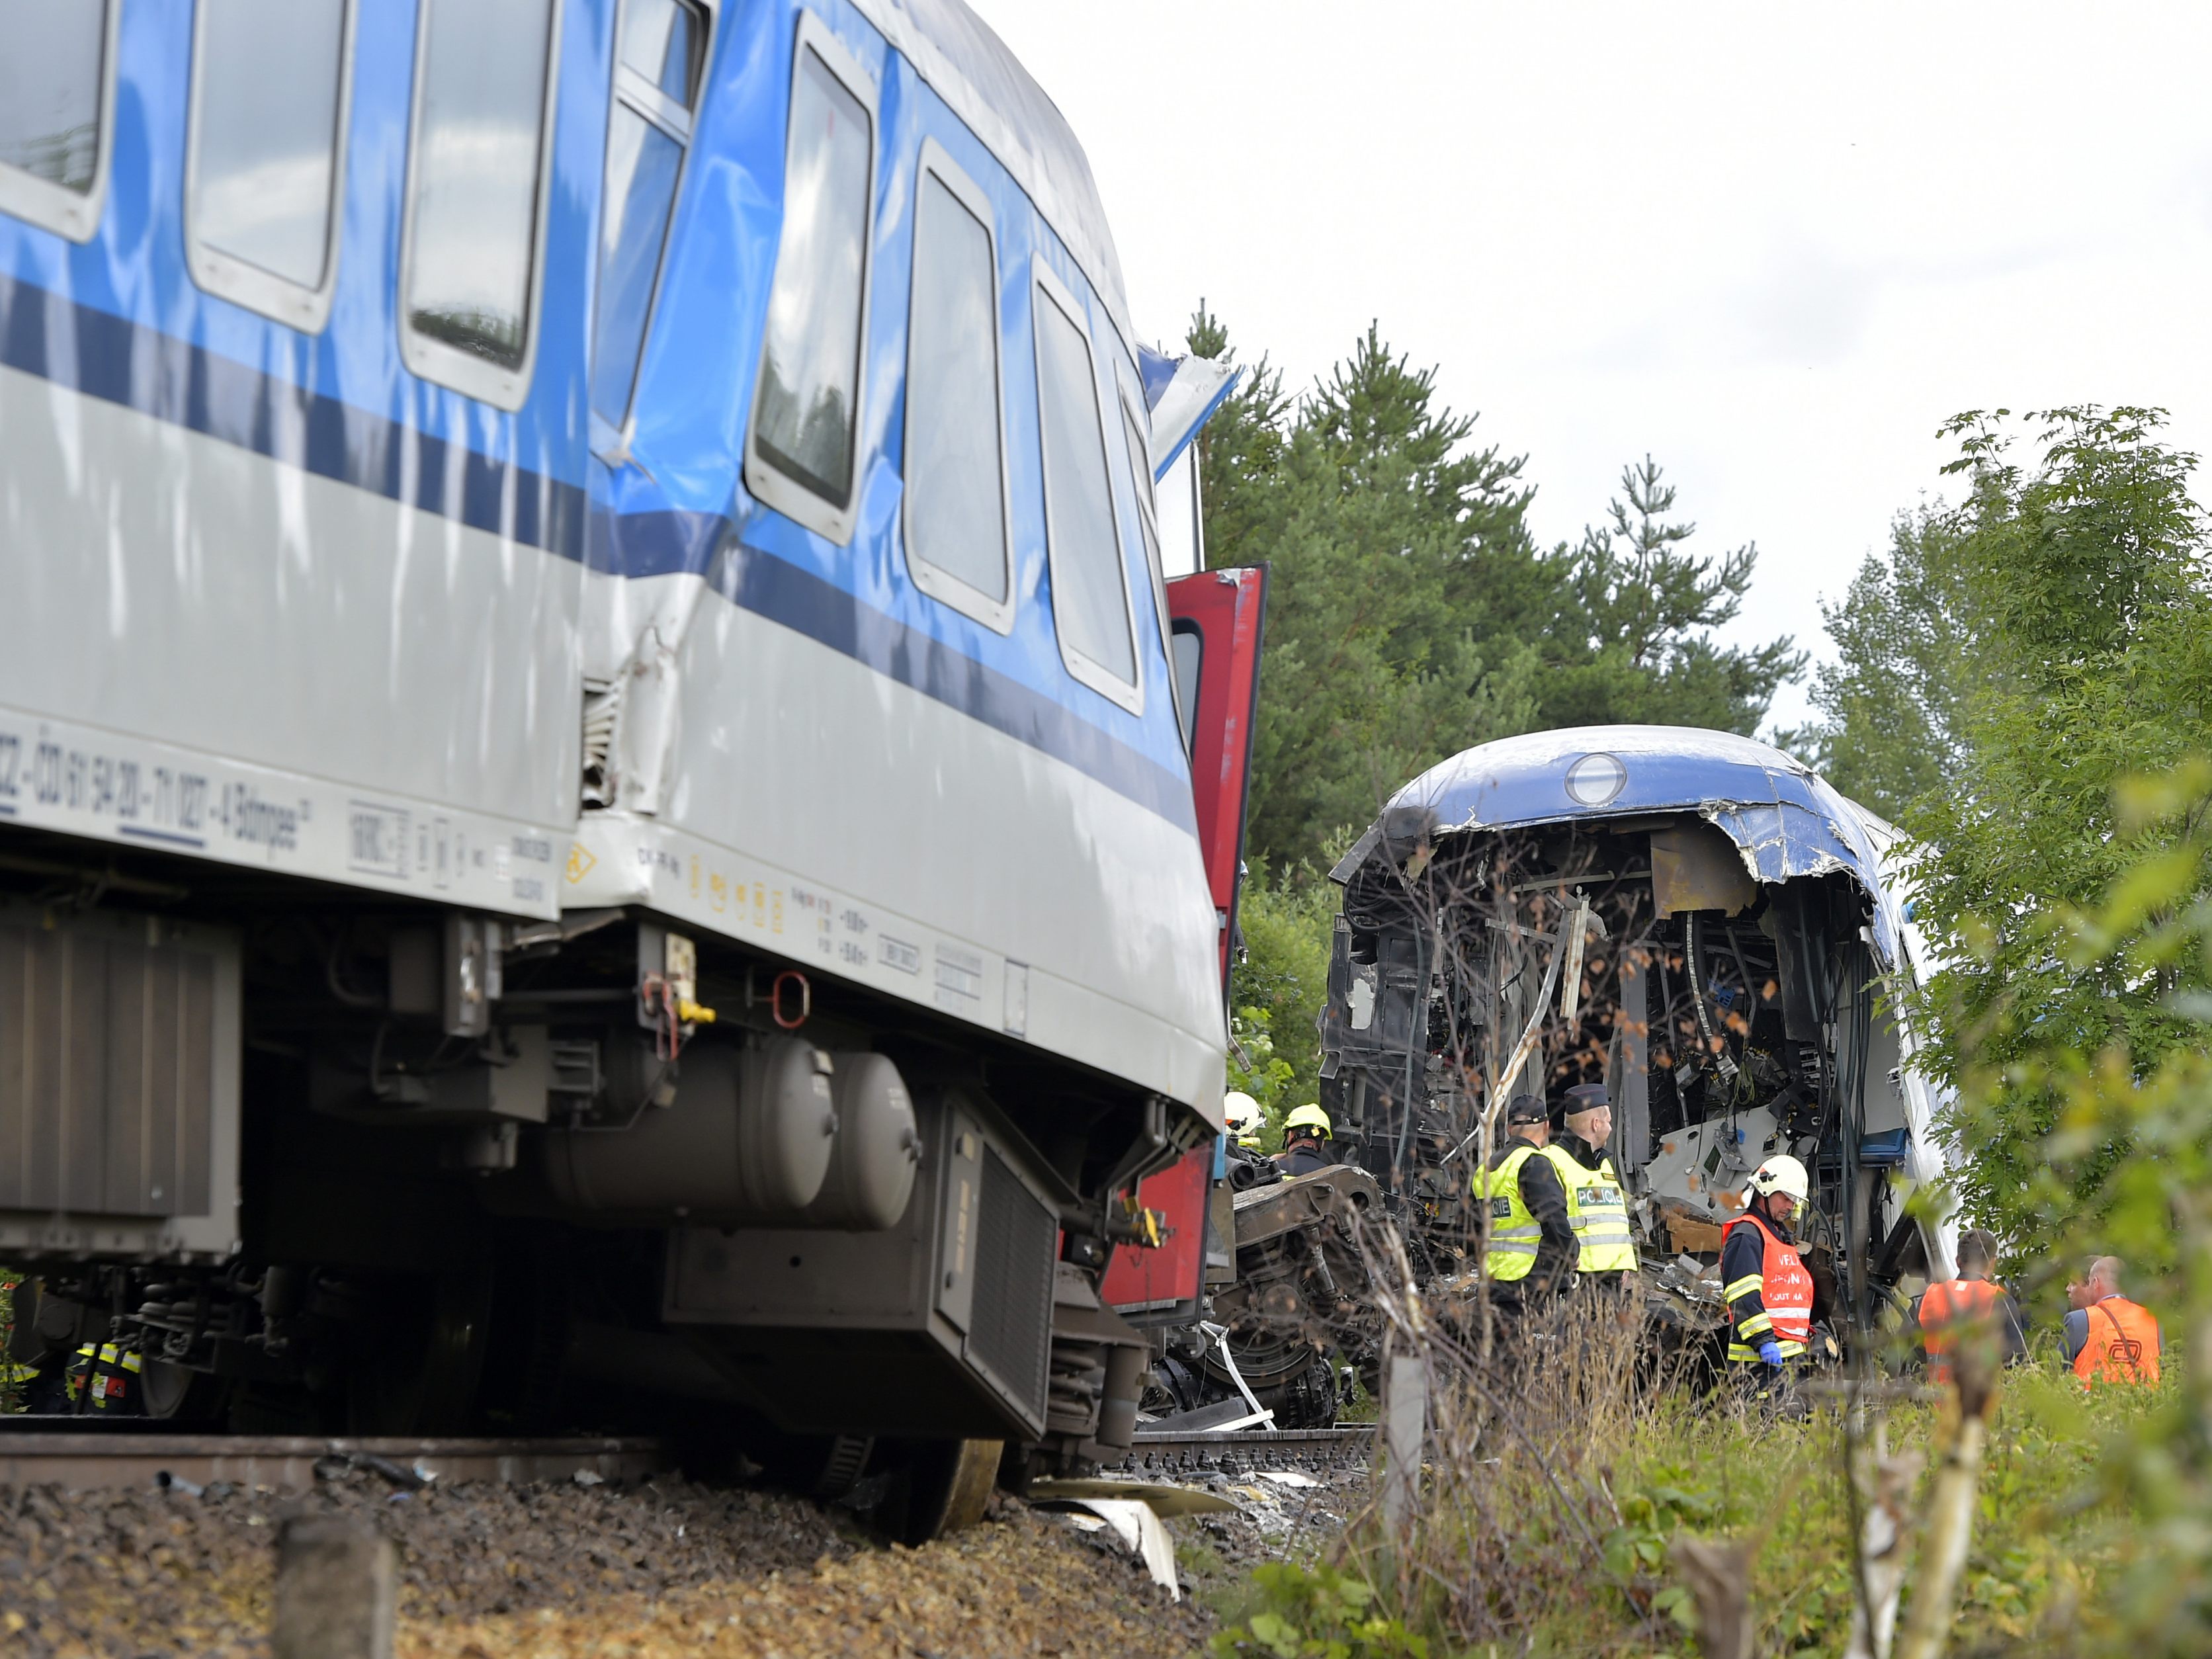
1721,1155 -> 1815,1389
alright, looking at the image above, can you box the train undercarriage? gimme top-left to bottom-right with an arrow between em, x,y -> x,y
0,829 -> 1197,1532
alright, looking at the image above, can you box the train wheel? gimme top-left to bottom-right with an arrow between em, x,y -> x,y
345,1266 -> 493,1434
139,1359 -> 231,1423
888,1437 -> 1001,1544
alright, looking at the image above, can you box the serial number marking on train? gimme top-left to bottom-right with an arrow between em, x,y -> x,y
4,728 -> 217,845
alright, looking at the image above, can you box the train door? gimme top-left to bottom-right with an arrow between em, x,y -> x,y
1101,564 -> 1267,1319
1166,565 -> 1269,994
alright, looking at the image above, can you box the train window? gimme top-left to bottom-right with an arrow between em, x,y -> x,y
1034,271 -> 1140,710
592,0 -> 710,429
901,143 -> 1012,631
1119,394 -> 1180,730
1171,620 -> 1203,759
399,0 -> 564,411
744,18 -> 876,546
619,0 -> 704,107
0,0 -> 116,244
185,0 -> 355,331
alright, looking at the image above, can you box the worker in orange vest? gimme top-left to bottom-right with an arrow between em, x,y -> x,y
1912,1228 -> 2025,1385
1721,1156 -> 1816,1402
2064,1256 -> 2161,1388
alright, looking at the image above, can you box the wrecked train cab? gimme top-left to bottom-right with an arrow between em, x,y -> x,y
1320,726 -> 1957,1329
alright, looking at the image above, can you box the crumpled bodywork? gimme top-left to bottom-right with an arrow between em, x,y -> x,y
1325,722 -> 1959,1318
1389,724 -> 1904,970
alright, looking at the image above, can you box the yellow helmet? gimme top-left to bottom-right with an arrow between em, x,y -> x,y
1283,1103 -> 1332,1140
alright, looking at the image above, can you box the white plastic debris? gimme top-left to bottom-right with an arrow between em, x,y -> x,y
572,1468 -> 605,1487
1255,1470 -> 1323,1488
1060,1497 -> 1181,1600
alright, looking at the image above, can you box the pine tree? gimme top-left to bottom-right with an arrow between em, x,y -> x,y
1539,458 -> 1807,733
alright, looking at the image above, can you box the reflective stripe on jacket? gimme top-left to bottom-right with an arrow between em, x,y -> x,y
2074,1297 -> 2160,1388
1478,1144 -> 1547,1281
1919,1277 -> 2004,1384
1723,1209 -> 1812,1363
1559,1154 -> 1638,1273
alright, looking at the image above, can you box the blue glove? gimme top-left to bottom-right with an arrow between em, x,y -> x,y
1758,1341 -> 1785,1368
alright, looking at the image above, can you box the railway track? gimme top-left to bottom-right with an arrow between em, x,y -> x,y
0,1429 -> 667,1494
1113,1423 -> 1374,1475
0,1420 -> 1372,1493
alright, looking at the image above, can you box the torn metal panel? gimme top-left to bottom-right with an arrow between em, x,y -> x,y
1392,724 -> 1904,970
1328,722 -> 1961,1329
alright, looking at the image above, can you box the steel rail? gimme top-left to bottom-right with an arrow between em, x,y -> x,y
1111,1423 -> 1373,1474
0,1431 -> 669,1495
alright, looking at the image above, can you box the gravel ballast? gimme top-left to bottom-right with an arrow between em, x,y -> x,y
0,1463 -> 1241,1658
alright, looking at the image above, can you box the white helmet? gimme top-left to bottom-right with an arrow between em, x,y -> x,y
1222,1091 -> 1262,1134
1746,1154 -> 1810,1205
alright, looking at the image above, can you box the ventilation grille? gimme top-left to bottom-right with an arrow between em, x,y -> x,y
968,1147 -> 1055,1424
0,923 -> 216,1217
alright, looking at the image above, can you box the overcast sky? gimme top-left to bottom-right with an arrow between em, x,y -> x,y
972,1 -> 2212,732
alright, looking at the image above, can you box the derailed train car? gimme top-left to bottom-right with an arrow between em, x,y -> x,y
1322,725 -> 1958,1336
0,0 -> 1251,1529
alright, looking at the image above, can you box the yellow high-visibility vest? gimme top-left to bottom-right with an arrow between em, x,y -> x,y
1478,1143 -> 1580,1282
1559,1154 -> 1638,1273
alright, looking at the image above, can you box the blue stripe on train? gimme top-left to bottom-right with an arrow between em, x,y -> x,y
0,273 -> 1196,836
0,273 -> 589,560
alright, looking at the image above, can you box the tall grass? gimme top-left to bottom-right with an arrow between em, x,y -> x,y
1211,1254 -> 2175,1659
0,1268 -> 21,1413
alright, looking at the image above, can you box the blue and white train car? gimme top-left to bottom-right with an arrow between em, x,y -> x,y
0,0 -> 1250,1511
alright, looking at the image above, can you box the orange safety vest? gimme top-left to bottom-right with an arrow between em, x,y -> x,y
1723,1209 -> 1813,1356
2074,1296 -> 2160,1388
1919,1276 -> 2005,1384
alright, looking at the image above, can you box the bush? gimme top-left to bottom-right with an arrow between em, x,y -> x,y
1209,1207 -> 2180,1659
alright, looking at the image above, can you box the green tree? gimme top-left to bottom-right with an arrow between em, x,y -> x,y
1227,859 -> 1340,1127
1190,317 -> 1543,866
1785,505 -> 1978,820
1904,406 -> 2212,1230
1538,458 -> 1808,733
1187,314 -> 1805,869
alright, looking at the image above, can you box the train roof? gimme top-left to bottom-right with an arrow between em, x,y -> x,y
1374,724 -> 1904,963
853,0 -> 1134,359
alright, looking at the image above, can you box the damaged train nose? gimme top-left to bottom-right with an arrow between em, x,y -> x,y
1320,725 -> 1957,1332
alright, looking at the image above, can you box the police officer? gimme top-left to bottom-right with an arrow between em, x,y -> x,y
1552,1082 -> 1638,1289
1477,1095 -> 1578,1305
1721,1155 -> 1814,1396
1274,1104 -> 1335,1175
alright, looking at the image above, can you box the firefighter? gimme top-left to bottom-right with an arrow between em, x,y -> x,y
2063,1256 -> 2161,1387
64,1341 -> 146,1415
1476,1095 -> 1578,1306
1222,1091 -> 1264,1152
1721,1155 -> 1814,1395
1912,1227 -> 2025,1384
1275,1104 -> 1335,1175
1552,1082 -> 1638,1287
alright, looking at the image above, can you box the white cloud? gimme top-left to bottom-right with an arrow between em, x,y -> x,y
972,0 -> 2212,730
